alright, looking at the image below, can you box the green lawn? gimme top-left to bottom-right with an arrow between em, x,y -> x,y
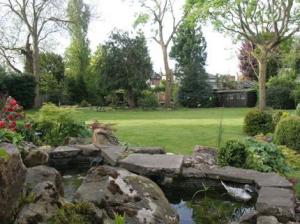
30,107 -> 251,154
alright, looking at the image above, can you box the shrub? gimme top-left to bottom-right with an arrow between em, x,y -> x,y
275,116 -> 300,151
138,91 -> 159,109
244,138 -> 289,175
243,109 -> 273,136
296,104 -> 300,116
0,73 -> 36,109
33,104 -> 90,146
79,100 -> 91,108
266,76 -> 296,109
293,84 -> 300,105
279,146 -> 300,169
272,111 -> 289,129
218,140 -> 247,167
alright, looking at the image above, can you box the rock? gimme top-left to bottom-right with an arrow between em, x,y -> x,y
75,166 -> 179,224
92,126 -> 119,145
16,181 -> 61,224
255,173 -> 293,188
0,143 -> 27,223
25,165 -> 64,196
192,145 -> 217,166
257,216 -> 280,224
23,149 -> 49,167
256,187 -> 295,222
37,145 -> 53,153
119,153 -> 184,177
239,210 -> 259,224
96,144 -> 128,166
65,137 -> 92,145
48,145 -> 103,170
128,146 -> 166,154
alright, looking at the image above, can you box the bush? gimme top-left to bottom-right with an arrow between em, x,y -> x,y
33,104 -> 90,146
266,76 -> 296,109
0,73 -> 36,109
293,84 -> 300,105
79,100 -> 91,108
272,111 -> 289,129
279,146 -> 300,169
275,116 -> 300,151
138,91 -> 159,109
244,138 -> 289,174
296,104 -> 300,116
218,140 -> 247,167
243,109 -> 273,136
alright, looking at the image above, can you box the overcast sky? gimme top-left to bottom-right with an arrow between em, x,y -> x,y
81,0 -> 239,76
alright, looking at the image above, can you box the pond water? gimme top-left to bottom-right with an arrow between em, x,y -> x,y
62,173 -> 255,224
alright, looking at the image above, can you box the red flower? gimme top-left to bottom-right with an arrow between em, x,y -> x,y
9,99 -> 17,106
7,114 -> 14,121
0,120 -> 7,128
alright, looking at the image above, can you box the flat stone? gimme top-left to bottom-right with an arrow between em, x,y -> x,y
256,187 -> 295,222
239,210 -> 259,224
207,166 -> 259,184
95,144 -> 128,166
255,173 -> 293,188
119,154 -> 184,177
128,146 -> 166,154
49,146 -> 80,158
181,167 -> 206,178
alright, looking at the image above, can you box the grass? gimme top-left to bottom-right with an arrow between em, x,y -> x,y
28,107 -> 250,154
0,148 -> 9,160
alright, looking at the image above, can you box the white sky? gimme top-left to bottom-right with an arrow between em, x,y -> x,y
75,0 -> 240,76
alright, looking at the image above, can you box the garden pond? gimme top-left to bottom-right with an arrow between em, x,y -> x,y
62,171 -> 255,224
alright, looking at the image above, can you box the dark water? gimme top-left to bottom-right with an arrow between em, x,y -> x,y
62,174 -> 254,224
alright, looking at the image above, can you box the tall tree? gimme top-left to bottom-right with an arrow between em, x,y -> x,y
187,0 -> 300,111
102,31 -> 153,108
0,0 -> 68,107
65,0 -> 90,103
170,20 -> 213,108
135,0 -> 184,107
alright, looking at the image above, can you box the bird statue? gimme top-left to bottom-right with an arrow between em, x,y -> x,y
221,181 -> 253,202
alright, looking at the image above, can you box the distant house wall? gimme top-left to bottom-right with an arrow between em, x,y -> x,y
215,89 -> 257,107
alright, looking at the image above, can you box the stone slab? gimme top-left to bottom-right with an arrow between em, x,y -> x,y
49,146 -> 80,158
95,144 -> 128,166
255,173 -> 293,188
128,146 -> 166,154
119,153 -> 184,177
256,187 -> 295,222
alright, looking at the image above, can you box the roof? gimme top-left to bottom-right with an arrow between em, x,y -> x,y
150,73 -> 162,80
216,89 -> 256,94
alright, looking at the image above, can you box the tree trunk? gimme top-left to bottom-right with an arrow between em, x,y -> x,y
257,53 -> 268,111
32,36 -> 41,108
162,45 -> 173,108
127,87 -> 136,109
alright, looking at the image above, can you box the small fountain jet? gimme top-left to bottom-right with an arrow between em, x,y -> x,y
221,181 -> 254,202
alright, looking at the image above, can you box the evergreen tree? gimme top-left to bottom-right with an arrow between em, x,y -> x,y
65,0 -> 90,103
170,21 -> 213,108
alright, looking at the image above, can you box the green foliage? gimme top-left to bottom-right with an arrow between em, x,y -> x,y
296,104 -> 300,116
170,20 -> 213,108
0,148 -> 9,160
0,73 -> 36,109
279,146 -> 300,169
40,52 -> 65,104
114,213 -> 125,224
79,100 -> 91,107
33,104 -> 89,146
275,116 -> 300,151
49,202 -> 96,224
243,109 -> 273,136
293,85 -> 300,105
272,111 -> 289,129
244,138 -> 289,175
218,140 -> 247,167
266,76 -> 296,109
138,91 -> 159,109
65,0 -> 91,104
0,129 -> 23,145
102,31 -> 153,108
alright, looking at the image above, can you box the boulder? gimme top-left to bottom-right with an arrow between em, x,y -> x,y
75,165 -> 179,224
23,149 -> 49,167
257,216 -> 280,224
239,210 -> 259,224
25,165 -> 64,196
16,181 -> 61,224
0,143 -> 27,223
96,144 -> 128,166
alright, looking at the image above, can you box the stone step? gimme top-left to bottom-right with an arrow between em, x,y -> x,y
119,153 -> 184,177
